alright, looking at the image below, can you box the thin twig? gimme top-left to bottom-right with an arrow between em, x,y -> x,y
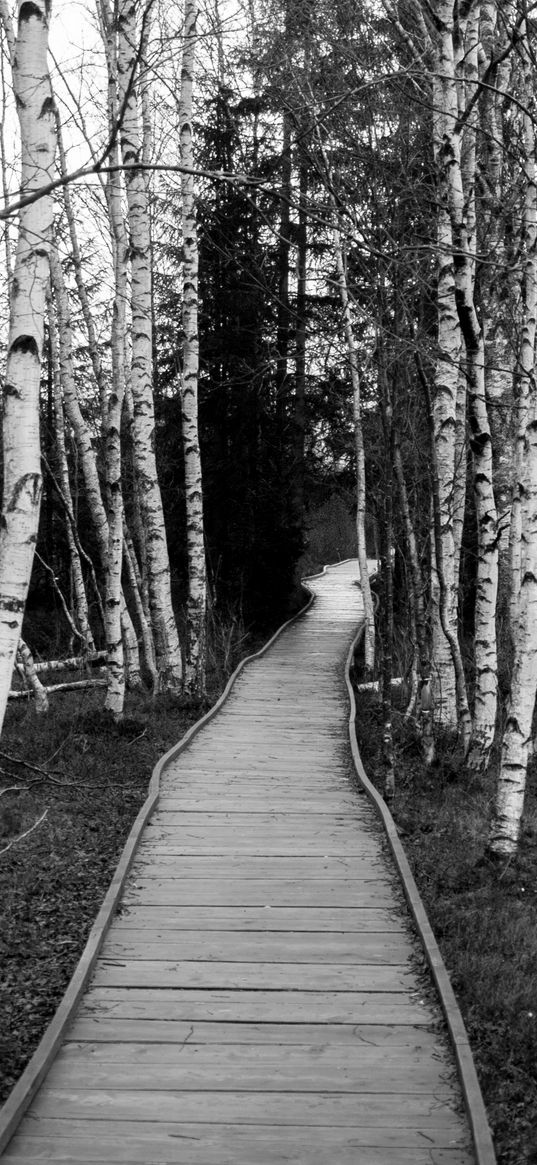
0,750 -> 66,778
0,810 -> 48,856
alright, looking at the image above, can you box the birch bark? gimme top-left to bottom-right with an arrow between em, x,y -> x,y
17,638 -> 49,714
488,23 -> 537,856
117,0 -> 183,690
51,247 -> 142,688
430,41 -> 462,730
444,5 -> 499,768
49,306 -> 95,652
327,203 -> 375,669
0,0 -> 56,737
179,0 -> 207,696
488,419 -> 537,856
508,21 -> 536,631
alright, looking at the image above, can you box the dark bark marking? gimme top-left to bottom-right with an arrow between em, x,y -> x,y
9,335 -> 39,360
0,596 -> 26,613
3,381 -> 22,401
470,432 -> 490,455
7,473 -> 41,510
19,2 -> 44,24
38,96 -> 55,119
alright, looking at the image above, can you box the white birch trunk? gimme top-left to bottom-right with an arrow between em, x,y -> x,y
0,1 -> 56,738
51,246 -> 141,691
179,0 -> 207,696
49,306 -> 95,652
326,204 -> 375,668
508,24 -> 536,631
452,370 -> 467,589
103,128 -> 128,715
124,524 -> 158,690
430,2 -> 497,763
55,111 -> 110,430
488,418 -> 537,856
17,638 -> 49,714
117,0 -> 183,691
431,58 -> 462,731
443,6 -> 499,768
50,248 -> 110,563
487,21 -> 537,855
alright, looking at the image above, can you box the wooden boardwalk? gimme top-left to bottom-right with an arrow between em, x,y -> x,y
0,561 -> 492,1163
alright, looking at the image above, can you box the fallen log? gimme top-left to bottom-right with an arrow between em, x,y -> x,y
9,679 -> 107,701
354,677 -> 403,692
31,652 -> 107,675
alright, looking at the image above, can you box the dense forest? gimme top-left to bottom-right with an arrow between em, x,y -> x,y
1,3 -> 537,1155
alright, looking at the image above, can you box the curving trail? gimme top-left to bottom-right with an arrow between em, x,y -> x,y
0,561 -> 493,1164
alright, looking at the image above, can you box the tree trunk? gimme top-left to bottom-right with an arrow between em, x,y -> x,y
394,438 -> 433,759
49,306 -> 95,652
438,5 -> 499,769
0,0 -> 56,738
51,246 -> 141,691
417,353 -> 472,754
333,225 -> 375,670
508,20 -> 536,633
179,0 -> 207,697
290,143 -> 307,538
488,420 -> 537,857
117,0 -> 183,690
430,51 -> 462,731
487,21 -> 537,857
17,638 -> 49,714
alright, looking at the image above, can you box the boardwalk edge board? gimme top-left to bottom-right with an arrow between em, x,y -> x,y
0,565 -> 336,1156
345,615 -> 497,1165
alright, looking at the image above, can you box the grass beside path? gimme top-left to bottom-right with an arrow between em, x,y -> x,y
354,689 -> 537,1165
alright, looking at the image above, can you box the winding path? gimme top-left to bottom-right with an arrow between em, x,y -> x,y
0,561 -> 493,1163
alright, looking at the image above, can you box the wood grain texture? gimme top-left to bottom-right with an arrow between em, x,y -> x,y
0,561 -> 481,1165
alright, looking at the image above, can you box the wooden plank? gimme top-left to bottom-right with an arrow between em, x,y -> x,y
28,1089 -> 462,1129
81,988 -> 435,1025
47,1042 -> 453,1095
133,841 -> 388,858
123,879 -> 396,907
3,1122 -> 472,1162
112,905 -> 407,931
102,931 -> 414,964
130,855 -> 388,879
150,812 -> 369,827
144,821 -> 379,836
156,798 -> 364,812
66,1020 -> 441,1048
92,959 -> 413,992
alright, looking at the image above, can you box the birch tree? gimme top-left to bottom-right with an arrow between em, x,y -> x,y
0,0 -> 56,737
49,307 -> 95,653
487,21 -> 537,858
116,0 -> 183,691
179,0 -> 207,696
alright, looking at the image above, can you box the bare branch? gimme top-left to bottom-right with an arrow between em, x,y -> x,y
0,809 -> 48,856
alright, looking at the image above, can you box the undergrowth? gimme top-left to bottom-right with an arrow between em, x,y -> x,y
354,689 -> 537,1165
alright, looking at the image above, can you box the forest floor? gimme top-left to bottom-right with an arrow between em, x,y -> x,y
0,621 -> 272,1109
354,687 -> 537,1165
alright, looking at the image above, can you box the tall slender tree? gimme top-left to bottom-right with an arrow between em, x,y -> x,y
0,0 -> 56,736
